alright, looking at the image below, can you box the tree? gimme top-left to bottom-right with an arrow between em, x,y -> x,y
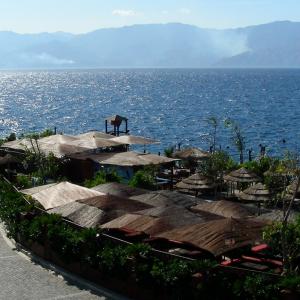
224,118 -> 245,164
207,116 -> 218,153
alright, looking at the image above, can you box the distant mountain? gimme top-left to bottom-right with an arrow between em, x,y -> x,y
0,21 -> 300,69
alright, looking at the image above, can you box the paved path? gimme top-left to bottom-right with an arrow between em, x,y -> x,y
0,228 -> 128,300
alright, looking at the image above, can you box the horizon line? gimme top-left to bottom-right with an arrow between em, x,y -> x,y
0,19 -> 296,35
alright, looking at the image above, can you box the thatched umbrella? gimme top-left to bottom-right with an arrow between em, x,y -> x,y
68,137 -> 125,149
224,167 -> 260,183
173,148 -> 210,160
111,135 -> 160,145
176,173 -> 215,196
239,183 -> 272,203
238,183 -> 272,214
224,167 -> 260,196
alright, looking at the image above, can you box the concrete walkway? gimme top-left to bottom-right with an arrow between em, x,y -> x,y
0,227 -> 129,300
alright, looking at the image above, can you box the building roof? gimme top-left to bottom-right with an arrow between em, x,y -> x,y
77,194 -> 152,212
75,131 -> 114,140
67,137 -> 124,149
191,200 -> 256,219
173,148 -> 210,160
130,190 -> 198,208
156,218 -> 267,256
111,135 -> 160,145
91,182 -> 148,198
21,181 -> 105,210
48,201 -> 106,228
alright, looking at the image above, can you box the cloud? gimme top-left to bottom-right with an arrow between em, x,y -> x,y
112,10 -> 140,17
20,52 -> 74,65
178,8 -> 191,15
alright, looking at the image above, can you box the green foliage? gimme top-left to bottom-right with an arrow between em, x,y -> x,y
263,215 -> 300,273
242,157 -> 273,178
84,169 -> 121,188
15,174 -> 32,189
279,275 -> 300,292
199,150 -> 237,180
20,128 -> 54,139
23,146 -> 61,181
129,166 -> 156,190
224,118 -> 246,164
233,275 -> 279,300
164,147 -> 174,158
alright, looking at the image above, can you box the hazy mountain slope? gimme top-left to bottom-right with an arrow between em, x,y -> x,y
0,21 -> 300,68
216,21 -> 300,67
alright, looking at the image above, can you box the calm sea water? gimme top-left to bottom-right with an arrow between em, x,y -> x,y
0,68 -> 300,159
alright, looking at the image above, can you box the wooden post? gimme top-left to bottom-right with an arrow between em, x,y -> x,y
105,120 -> 108,133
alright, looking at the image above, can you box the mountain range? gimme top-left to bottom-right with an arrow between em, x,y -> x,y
0,21 -> 300,69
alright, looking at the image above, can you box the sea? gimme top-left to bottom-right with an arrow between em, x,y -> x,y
1,68 -> 300,160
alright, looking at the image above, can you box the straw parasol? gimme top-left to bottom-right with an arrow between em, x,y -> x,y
224,167 -> 260,183
111,135 -> 160,145
239,183 -> 272,203
176,173 -> 215,195
68,137 -> 125,149
173,148 -> 210,160
76,131 -> 114,140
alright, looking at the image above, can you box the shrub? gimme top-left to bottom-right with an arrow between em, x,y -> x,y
129,167 -> 156,190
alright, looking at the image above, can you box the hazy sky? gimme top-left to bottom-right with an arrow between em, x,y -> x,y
0,0 -> 299,33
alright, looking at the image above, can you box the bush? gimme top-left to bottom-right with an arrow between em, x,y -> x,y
129,167 -> 156,189
84,169 -> 121,188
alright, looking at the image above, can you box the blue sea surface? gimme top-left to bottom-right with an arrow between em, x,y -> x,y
0,68 -> 300,159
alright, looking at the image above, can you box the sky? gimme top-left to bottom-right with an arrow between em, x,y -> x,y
0,0 -> 299,33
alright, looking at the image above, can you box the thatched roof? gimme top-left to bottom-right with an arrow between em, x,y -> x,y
77,194 -> 152,212
21,183 -> 58,195
21,181 -> 105,210
176,173 -> 215,191
156,218 -> 267,256
191,200 -> 256,219
239,183 -> 272,203
130,190 -> 198,208
91,182 -> 148,198
68,137 -> 124,149
48,201 -> 106,228
75,131 -> 114,140
173,148 -> 210,160
224,167 -> 260,183
111,135 -> 160,145
38,134 -> 78,144
99,151 -> 176,167
256,209 -> 299,223
101,207 -> 218,236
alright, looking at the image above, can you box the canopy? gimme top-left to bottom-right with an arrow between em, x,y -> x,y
239,183 -> 272,203
130,190 -> 198,208
224,167 -> 260,183
176,173 -> 215,191
75,131 -> 114,140
97,151 -> 177,167
156,218 -> 267,256
191,200 -> 256,219
68,137 -> 124,149
173,148 -> 210,160
21,181 -> 105,210
92,182 -> 148,198
111,135 -> 160,145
